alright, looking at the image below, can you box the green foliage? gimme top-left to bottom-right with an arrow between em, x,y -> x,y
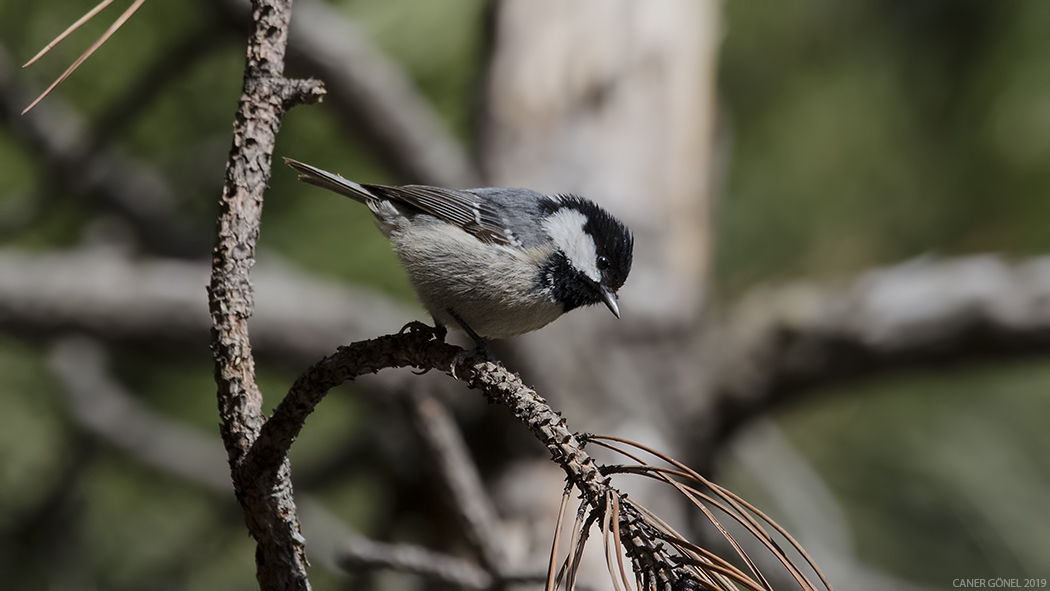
778,360 -> 1050,582
718,0 -> 1050,294
0,339 -> 67,531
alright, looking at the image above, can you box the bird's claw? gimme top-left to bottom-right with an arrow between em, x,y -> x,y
449,343 -> 498,379
398,321 -> 447,341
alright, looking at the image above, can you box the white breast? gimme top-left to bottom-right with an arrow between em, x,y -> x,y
388,222 -> 563,339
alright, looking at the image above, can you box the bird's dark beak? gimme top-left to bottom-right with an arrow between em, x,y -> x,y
600,286 -> 620,318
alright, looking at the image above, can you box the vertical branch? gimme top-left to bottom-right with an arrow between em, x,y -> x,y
406,388 -> 508,573
208,0 -> 323,589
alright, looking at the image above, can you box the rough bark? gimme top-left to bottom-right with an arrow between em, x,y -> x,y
247,327 -> 735,589
49,336 -> 503,588
207,0 -> 324,589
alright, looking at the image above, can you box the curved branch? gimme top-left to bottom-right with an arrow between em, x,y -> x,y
244,327 -> 717,589
49,335 -> 501,588
698,255 -> 1050,466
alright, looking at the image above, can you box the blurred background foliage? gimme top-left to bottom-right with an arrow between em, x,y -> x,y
0,0 -> 1047,588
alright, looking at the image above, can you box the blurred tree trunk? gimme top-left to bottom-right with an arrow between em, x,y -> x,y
483,0 -> 720,421
480,0 -> 723,573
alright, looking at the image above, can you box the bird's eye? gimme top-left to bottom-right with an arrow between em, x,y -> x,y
596,256 -> 610,271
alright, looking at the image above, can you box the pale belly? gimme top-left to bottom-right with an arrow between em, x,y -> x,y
390,225 -> 564,339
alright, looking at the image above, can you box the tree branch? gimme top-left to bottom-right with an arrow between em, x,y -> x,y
337,535 -> 493,589
243,327 -> 723,589
0,248 -> 411,362
0,41 -> 210,258
405,387 -> 508,573
208,0 -> 324,588
212,0 -> 481,187
49,335 -> 505,588
698,254 -> 1050,467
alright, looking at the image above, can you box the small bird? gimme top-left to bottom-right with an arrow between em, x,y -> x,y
284,158 -> 633,344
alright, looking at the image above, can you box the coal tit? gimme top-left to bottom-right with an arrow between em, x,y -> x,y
285,158 -> 633,342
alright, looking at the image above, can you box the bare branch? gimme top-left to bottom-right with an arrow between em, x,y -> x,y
88,23 -> 226,152
208,0 -> 324,588
0,41 -> 208,258
50,336 -> 231,492
244,327 -> 734,589
49,335 -> 502,588
212,0 -> 482,187
0,248 -> 412,362
698,255 -> 1050,466
337,535 -> 493,589
406,387 -> 508,573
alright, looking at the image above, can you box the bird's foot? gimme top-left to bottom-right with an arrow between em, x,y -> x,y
451,346 -> 497,379
445,310 -> 497,363
398,320 -> 447,342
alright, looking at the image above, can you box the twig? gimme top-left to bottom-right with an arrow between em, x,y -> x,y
406,387 -> 508,573
207,0 -> 324,588
337,535 -> 493,589
0,248 -> 411,362
212,0 -> 482,187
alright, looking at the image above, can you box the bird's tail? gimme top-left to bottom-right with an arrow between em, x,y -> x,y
284,157 -> 374,204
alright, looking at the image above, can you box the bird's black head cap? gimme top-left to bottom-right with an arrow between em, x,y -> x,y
539,195 -> 634,312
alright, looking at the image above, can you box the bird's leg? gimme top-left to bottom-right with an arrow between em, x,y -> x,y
448,310 -> 496,362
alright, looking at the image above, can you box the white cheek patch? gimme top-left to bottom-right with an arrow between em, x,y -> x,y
543,208 -> 600,282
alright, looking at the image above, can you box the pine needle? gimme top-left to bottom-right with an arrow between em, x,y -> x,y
22,0 -> 147,115
584,433 -> 833,591
546,483 -> 574,591
609,493 -> 634,591
602,491 -> 625,591
565,498 -> 591,591
22,0 -> 116,67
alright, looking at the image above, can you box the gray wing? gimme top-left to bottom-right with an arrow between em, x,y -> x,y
364,184 -> 549,248
286,158 -> 549,248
